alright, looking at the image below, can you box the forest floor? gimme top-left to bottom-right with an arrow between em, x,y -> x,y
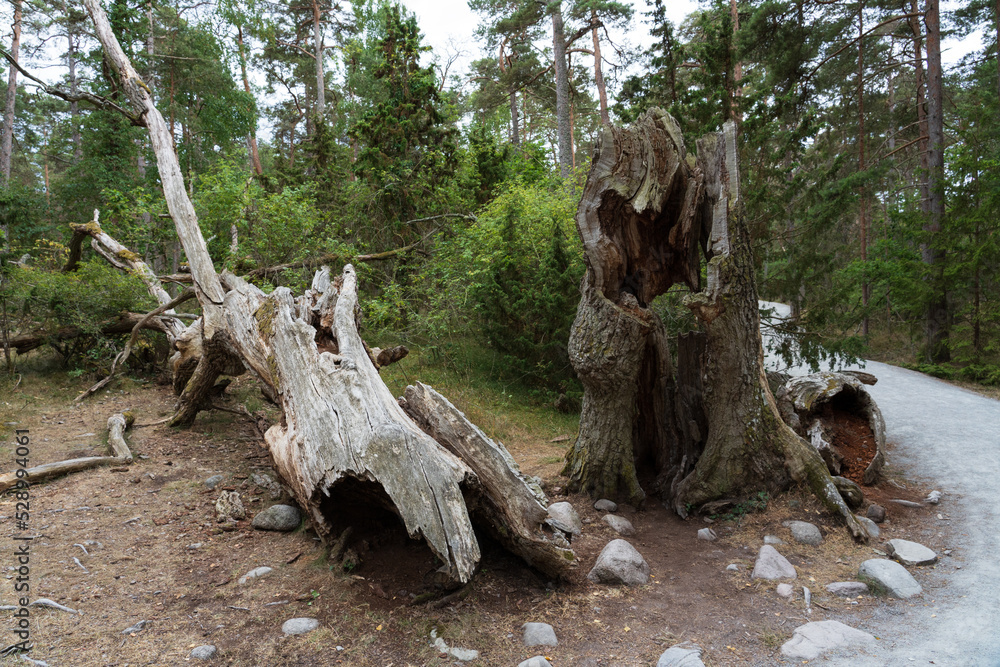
0,354 -> 957,667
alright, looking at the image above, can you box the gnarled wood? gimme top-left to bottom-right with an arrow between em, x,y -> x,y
0,412 -> 134,492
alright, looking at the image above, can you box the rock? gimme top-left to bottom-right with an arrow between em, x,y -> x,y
518,657 -> 550,667
780,620 -> 876,660
833,476 -> 864,509
190,645 -> 218,660
867,503 -> 886,523
763,535 -> 785,545
751,545 -> 797,580
854,514 -> 880,539
858,559 -> 922,598
205,474 -> 224,489
546,502 -> 582,536
121,620 -> 149,635
587,539 -> 650,586
656,641 -> 706,667
238,566 -> 273,584
726,564 -> 740,571
522,622 -> 558,647
785,520 -> 823,546
602,514 -> 635,536
251,504 -> 301,532
697,527 -> 717,541
925,490 -> 942,504
186,542 -> 204,550
776,583 -> 794,598
282,618 -> 320,635
215,491 -> 245,521
825,581 -> 869,597
594,499 -> 618,513
887,539 -> 938,566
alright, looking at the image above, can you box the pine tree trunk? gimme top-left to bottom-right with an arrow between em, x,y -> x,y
551,4 -> 572,177
923,0 -> 949,362
1,0 -> 22,186
312,0 -> 325,119
591,10 -> 609,125
238,25 -> 263,175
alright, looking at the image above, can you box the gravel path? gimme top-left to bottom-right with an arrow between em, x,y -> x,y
763,303 -> 1000,664
838,359 -> 1000,666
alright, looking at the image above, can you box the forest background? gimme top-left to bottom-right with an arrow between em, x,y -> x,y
1,0 -> 998,400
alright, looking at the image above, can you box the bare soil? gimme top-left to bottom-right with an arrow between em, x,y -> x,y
0,374 -> 946,666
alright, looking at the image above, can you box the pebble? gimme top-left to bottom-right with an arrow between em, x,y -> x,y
763,535 -> 785,545
776,583 -> 794,598
825,581 -> 869,597
726,564 -> 740,571
121,620 -> 149,635
594,499 -> 618,513
867,503 -> 886,523
282,618 -> 320,635
656,641 -> 706,667
189,645 -> 217,660
697,528 -> 717,541
518,657 -> 550,667
925,490 -> 942,505
238,566 -> 273,584
522,622 -> 558,647
205,474 -> 224,489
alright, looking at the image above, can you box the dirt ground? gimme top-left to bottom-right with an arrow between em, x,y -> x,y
0,374 -> 949,667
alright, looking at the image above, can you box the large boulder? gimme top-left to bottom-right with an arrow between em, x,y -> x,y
859,559 -> 922,598
781,620 -> 876,660
887,539 -> 938,566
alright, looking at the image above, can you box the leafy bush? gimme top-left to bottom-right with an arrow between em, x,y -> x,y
418,178 -> 584,390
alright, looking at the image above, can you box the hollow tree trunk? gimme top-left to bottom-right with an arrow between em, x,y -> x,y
83,0 -> 572,584
675,124 -> 865,540
562,109 -> 703,505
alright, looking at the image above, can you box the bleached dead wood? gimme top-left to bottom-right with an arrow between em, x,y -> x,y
0,412 -> 134,492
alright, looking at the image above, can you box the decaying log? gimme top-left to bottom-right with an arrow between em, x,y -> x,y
775,371 -> 886,485
401,382 -> 575,578
7,313 -> 180,356
0,412 -> 134,492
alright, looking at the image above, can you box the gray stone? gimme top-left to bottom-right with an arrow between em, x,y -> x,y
518,657 -> 550,667
546,502 -> 582,536
282,618 -> 319,635
205,474 -> 224,489
602,514 -> 635,536
121,620 -> 149,635
925,490 -> 942,504
867,503 -> 886,523
776,583 -> 794,598
785,520 -> 823,546
186,542 -> 204,550
751,545 -> 797,580
587,539 -> 650,586
825,581 -> 869,597
215,491 -> 245,521
594,499 -> 618,513
238,566 -> 273,584
251,504 -> 301,532
780,620 -> 876,660
854,514 -> 880,539
726,564 -> 740,572
763,535 -> 785,545
887,539 -> 938,566
859,559 -> 922,598
656,641 -> 705,667
190,645 -> 217,660
697,527 -> 717,541
522,622 -> 558,647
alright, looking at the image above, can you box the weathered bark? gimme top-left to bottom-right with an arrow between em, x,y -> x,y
775,371 -> 886,486
7,313 -> 179,356
0,412 -> 133,492
591,9 -> 609,125
312,0 -> 325,119
675,124 -> 865,540
562,109 -> 703,504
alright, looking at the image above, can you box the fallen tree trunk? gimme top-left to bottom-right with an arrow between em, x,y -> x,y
0,412 -> 134,492
7,313 -> 181,356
